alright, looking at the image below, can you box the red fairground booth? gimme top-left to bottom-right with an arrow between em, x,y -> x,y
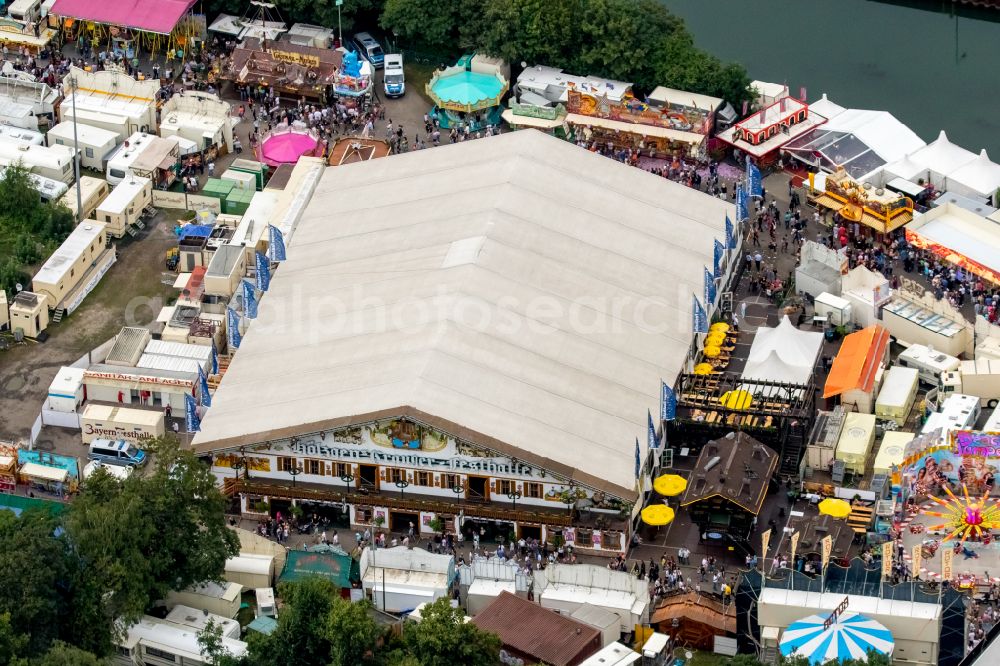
718,96 -> 826,166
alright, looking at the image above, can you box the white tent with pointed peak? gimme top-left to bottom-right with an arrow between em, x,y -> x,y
946,149 -> 1000,203
807,93 -> 846,121
741,316 -> 824,386
907,130 -> 978,186
881,153 -> 927,184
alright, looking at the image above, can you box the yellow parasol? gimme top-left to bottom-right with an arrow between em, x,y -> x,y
720,390 -> 753,410
705,332 -> 726,346
641,504 -> 676,526
818,498 -> 852,519
693,363 -> 714,375
711,322 -> 730,333
703,345 -> 721,359
653,474 -> 688,497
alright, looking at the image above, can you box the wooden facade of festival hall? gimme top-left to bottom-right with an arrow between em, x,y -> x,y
223,38 -> 341,101
49,0 -> 203,57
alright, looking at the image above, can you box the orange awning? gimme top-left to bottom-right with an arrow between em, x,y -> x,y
822,325 -> 889,398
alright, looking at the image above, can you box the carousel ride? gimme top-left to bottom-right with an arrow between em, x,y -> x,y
921,483 -> 1000,544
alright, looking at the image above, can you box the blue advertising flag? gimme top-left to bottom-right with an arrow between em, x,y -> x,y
211,341 -> 219,375
704,267 -> 717,306
255,251 -> 271,292
747,155 -> 763,198
648,410 -> 658,450
725,214 -> 735,250
241,280 -> 258,319
227,307 -> 242,350
692,294 -> 708,333
635,437 -> 641,481
185,393 -> 201,433
198,366 -> 212,407
268,225 -> 287,261
736,183 -> 749,223
661,381 -> 677,421
713,239 -> 724,278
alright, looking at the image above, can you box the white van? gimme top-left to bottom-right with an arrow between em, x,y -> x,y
896,344 -> 960,386
352,32 -> 384,68
8,0 -> 42,23
383,54 -> 405,97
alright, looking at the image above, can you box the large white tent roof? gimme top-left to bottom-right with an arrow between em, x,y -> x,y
192,130 -> 733,496
823,108 -> 925,164
946,149 -> 1000,198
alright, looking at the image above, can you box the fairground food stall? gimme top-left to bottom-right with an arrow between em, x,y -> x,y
809,167 -> 915,235
224,38 -> 341,102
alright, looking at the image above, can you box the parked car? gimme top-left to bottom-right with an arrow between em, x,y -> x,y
352,32 -> 384,68
383,53 -> 405,97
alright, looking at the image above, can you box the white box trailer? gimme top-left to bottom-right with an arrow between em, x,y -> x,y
921,393 -> 981,435
873,431 -> 914,476
79,403 -> 165,445
835,412 -> 876,475
940,359 -> 1000,409
0,141 -> 75,183
94,176 -> 152,238
46,122 -> 119,171
0,124 -> 43,147
46,366 -> 86,413
166,581 -> 243,620
984,404 -> 1000,432
896,344 -> 960,386
224,553 -> 274,589
58,175 -> 110,222
814,292 -> 853,327
875,366 -> 919,426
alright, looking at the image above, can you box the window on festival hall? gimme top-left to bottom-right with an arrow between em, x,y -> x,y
387,468 -> 406,484
276,456 -> 295,472
498,479 -> 516,496
414,471 -> 432,486
442,473 -> 461,490
332,462 -> 350,478
524,482 -> 543,499
355,507 -> 373,524
304,459 -> 325,476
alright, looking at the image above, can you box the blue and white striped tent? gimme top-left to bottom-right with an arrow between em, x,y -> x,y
779,611 -> 894,665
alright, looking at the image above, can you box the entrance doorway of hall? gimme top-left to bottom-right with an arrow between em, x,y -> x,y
359,464 -> 378,490
519,524 -> 541,541
390,510 -> 419,534
467,475 -> 488,502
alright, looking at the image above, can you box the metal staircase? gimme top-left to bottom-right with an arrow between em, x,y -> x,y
50,308 -> 65,324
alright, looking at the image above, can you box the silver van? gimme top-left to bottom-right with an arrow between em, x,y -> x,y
88,438 -> 147,467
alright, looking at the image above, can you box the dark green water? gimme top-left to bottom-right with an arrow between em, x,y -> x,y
661,0 -> 1000,155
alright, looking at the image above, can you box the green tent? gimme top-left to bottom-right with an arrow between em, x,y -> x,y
279,549 -> 359,589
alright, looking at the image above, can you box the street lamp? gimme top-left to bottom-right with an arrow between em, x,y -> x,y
340,472 -> 355,497
395,478 -> 410,500
562,485 -> 576,517
288,463 -> 302,488
451,481 -> 465,500
232,456 -> 247,481
66,74 -> 83,223
507,489 -> 522,511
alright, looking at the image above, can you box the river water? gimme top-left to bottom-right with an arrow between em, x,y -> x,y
661,0 -> 1000,156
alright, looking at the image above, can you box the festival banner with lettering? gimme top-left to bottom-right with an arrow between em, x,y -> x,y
790,532 -> 800,565
942,547 -> 954,580
881,541 -> 893,577
911,543 -> 922,579
820,535 -> 832,570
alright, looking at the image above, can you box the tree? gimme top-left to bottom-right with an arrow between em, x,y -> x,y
199,619 -> 245,666
381,0 -> 458,50
247,577 -> 339,666
0,510 -> 73,655
401,598 -> 501,666
63,437 -> 239,645
327,597 -> 382,666
17,642 -> 107,666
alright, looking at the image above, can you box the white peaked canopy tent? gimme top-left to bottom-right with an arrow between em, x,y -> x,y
946,149 -> 1000,204
806,93 -> 846,121
741,317 -> 824,386
906,131 -> 977,189
882,154 -> 926,184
